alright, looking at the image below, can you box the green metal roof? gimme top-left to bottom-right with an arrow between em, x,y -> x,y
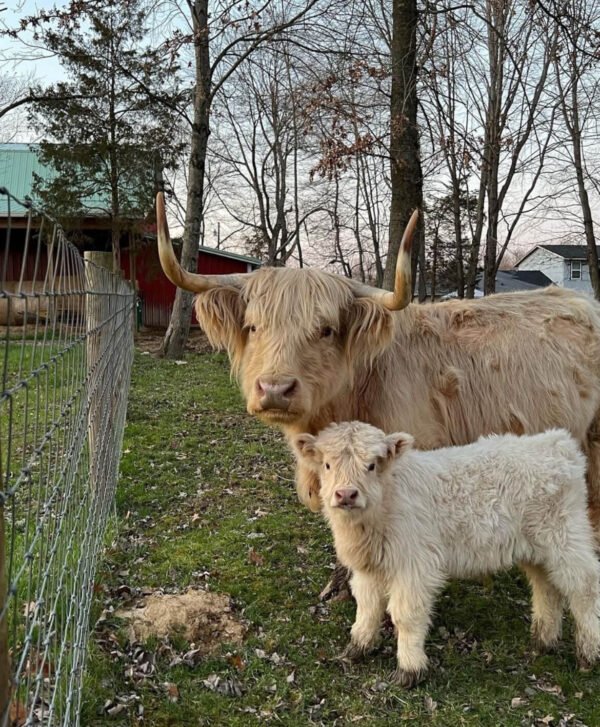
0,144 -> 46,216
0,143 -> 109,217
197,244 -> 261,267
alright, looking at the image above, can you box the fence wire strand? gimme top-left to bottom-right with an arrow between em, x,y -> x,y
0,188 -> 135,726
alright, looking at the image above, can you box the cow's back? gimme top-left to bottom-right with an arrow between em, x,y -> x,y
360,287 -> 600,452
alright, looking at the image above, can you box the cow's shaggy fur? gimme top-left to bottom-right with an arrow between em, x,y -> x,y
294,422 -> 600,687
195,273 -> 600,536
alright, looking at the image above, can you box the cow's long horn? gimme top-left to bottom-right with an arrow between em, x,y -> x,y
156,192 -> 249,292
350,209 -> 418,310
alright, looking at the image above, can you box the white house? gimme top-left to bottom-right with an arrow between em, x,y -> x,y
515,245 -> 599,296
440,269 -> 553,300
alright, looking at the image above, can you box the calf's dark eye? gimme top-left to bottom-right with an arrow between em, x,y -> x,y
320,326 -> 333,338
325,462 -> 330,470
368,463 -> 376,471
249,325 -> 257,333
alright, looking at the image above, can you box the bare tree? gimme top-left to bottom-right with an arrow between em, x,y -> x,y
421,1 -> 558,296
211,45 -> 327,266
160,0 -> 325,358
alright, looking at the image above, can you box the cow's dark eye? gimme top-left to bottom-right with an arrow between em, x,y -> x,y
325,462 -> 330,470
249,325 -> 257,333
320,326 -> 333,338
367,463 -> 376,471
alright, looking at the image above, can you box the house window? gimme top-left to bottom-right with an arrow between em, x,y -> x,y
571,261 -> 582,280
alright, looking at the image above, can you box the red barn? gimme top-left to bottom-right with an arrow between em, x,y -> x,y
121,237 -> 260,327
1,144 -> 261,328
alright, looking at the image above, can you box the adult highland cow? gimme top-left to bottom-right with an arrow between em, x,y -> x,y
156,192 -> 600,536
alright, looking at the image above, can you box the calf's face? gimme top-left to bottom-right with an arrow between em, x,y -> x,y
293,422 -> 413,514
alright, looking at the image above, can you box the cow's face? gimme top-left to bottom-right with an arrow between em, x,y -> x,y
155,193 -> 416,429
194,268 -> 395,428
293,422 -> 414,513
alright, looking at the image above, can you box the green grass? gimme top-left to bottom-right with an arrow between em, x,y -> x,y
80,350 -> 600,726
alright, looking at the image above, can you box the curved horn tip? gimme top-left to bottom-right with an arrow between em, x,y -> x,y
400,209 -> 420,254
156,190 -> 165,218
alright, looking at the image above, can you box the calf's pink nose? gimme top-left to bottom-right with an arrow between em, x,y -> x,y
335,488 -> 359,507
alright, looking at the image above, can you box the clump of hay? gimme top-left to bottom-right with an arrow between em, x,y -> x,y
116,589 -> 245,652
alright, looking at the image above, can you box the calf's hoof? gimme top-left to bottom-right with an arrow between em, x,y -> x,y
576,638 -> 600,671
531,622 -> 561,654
531,635 -> 559,655
577,653 -> 597,672
340,641 -> 373,662
391,666 -> 427,689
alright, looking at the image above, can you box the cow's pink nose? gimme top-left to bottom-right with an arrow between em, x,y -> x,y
256,377 -> 297,409
335,488 -> 359,507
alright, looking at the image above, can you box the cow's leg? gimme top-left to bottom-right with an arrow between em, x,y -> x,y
293,462 -> 353,600
319,561 -> 352,602
520,563 -> 563,651
585,413 -> 600,542
545,546 -> 600,669
342,570 -> 387,660
295,460 -> 322,513
387,581 -> 434,688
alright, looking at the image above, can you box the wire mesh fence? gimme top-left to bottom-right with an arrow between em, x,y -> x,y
0,188 -> 135,726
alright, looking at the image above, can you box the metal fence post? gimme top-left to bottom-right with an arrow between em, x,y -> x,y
0,494 -> 9,727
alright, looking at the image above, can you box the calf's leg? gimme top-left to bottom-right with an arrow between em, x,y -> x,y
343,571 -> 386,660
520,563 -> 563,651
387,582 -> 435,688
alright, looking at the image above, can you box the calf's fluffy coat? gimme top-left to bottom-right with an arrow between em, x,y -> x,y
294,423 -> 600,687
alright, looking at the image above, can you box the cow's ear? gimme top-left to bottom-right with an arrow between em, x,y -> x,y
292,434 -> 323,469
345,298 -> 394,368
383,432 -> 414,461
194,287 -> 247,368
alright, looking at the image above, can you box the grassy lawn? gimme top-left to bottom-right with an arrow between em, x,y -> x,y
80,347 -> 600,726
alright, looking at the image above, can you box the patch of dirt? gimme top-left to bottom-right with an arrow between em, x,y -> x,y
115,589 -> 245,652
135,327 -> 214,355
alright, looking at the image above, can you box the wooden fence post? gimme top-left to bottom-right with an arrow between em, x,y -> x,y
85,251 -> 113,493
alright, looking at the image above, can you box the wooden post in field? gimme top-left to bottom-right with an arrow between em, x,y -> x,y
0,487 -> 9,726
85,251 -> 113,493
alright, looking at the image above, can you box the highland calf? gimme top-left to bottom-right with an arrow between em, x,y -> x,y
294,423 -> 600,687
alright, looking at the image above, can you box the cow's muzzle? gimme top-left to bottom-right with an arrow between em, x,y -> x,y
256,376 -> 297,411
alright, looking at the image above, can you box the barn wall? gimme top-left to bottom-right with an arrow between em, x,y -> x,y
1,234 -> 50,281
3,231 -> 256,328
121,243 -> 253,327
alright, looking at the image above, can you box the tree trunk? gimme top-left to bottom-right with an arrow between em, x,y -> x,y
161,0 -> 210,358
574,162 -> 600,300
481,0 -> 505,296
383,0 -> 423,293
451,187 -> 464,298
570,74 -> 600,300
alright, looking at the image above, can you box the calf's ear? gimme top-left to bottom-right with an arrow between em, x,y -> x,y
384,432 -> 414,460
194,288 -> 247,371
292,434 -> 323,469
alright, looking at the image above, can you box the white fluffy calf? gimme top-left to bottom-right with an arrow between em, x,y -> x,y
293,423 -> 600,687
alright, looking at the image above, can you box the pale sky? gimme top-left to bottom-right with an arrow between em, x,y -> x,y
1,1 -> 64,86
